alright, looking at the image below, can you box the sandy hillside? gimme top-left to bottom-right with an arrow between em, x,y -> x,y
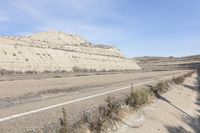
0,31 -> 141,73
117,73 -> 200,133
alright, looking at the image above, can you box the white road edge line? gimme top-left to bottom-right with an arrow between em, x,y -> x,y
0,80 -> 155,122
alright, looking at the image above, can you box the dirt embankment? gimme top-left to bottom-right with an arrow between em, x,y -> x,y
117,72 -> 200,133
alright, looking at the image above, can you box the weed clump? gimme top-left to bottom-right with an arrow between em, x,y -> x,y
125,89 -> 152,108
156,81 -> 170,93
171,71 -> 195,85
172,76 -> 185,84
0,69 -> 16,75
87,96 -> 121,133
59,108 -> 71,133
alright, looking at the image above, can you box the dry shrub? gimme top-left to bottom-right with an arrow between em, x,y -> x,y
184,71 -> 195,77
103,96 -> 121,120
86,96 -> 121,133
125,89 -> 152,108
172,76 -> 185,84
60,70 -> 68,73
73,66 -> 80,72
156,81 -> 170,93
59,108 -> 72,133
0,69 -> 24,75
0,69 -> 15,75
72,66 -> 95,73
54,75 -> 62,78
172,71 -> 195,85
42,70 -> 51,73
24,70 -> 38,74
15,71 -> 23,74
88,106 -> 106,133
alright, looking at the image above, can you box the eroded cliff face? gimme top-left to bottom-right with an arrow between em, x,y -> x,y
0,31 -> 141,72
135,56 -> 200,71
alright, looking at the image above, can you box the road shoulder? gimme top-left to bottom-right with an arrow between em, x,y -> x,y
117,73 -> 200,133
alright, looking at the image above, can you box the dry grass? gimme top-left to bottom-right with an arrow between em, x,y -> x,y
72,66 -> 97,73
125,88 -> 153,108
0,69 -> 16,75
172,76 -> 185,84
184,71 -> 195,77
59,108 -> 71,133
53,75 -> 62,78
84,96 -> 121,133
171,71 -> 194,85
156,81 -> 170,93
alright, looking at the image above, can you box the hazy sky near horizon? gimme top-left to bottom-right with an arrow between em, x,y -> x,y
0,0 -> 200,57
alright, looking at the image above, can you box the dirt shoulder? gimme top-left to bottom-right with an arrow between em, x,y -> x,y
117,73 -> 200,133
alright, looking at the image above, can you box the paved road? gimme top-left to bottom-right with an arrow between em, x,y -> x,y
0,70 -> 188,133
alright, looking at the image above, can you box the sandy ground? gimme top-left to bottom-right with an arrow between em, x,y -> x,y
117,73 -> 200,133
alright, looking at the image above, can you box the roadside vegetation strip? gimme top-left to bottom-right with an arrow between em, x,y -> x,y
58,71 -> 195,133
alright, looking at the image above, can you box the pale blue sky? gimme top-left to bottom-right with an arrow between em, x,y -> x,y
0,0 -> 200,57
